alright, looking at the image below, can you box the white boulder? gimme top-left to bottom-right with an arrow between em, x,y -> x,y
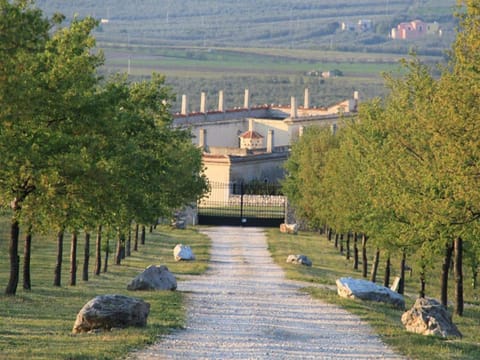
286,254 -> 312,267
336,277 -> 405,309
401,297 -> 462,338
127,265 -> 177,291
280,223 -> 299,234
173,244 -> 195,261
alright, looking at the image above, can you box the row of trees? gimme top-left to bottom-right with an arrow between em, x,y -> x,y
282,0 -> 480,316
0,1 -> 208,295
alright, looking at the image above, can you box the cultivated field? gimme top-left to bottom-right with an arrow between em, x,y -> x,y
37,0 -> 458,111
37,0 -> 457,51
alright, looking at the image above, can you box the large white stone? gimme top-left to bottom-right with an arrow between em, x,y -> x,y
336,277 -> 405,309
174,244 -> 195,261
127,265 -> 177,291
280,223 -> 298,234
401,297 -> 462,338
286,254 -> 312,267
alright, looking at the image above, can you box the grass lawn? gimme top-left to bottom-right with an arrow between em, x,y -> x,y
3,223 -> 479,359
266,228 -> 480,360
0,222 -> 210,360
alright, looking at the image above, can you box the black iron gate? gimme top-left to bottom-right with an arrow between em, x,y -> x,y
197,181 -> 285,227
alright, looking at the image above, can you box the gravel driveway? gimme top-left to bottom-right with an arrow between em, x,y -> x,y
129,226 -> 405,359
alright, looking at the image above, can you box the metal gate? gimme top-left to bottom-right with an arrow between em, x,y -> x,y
197,181 -> 286,227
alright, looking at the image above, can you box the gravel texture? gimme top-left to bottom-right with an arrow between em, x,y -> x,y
129,226 -> 405,359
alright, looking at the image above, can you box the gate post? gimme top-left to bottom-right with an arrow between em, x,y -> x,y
240,182 -> 245,225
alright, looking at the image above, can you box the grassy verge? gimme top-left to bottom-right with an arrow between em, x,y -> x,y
0,223 -> 210,360
265,228 -> 480,360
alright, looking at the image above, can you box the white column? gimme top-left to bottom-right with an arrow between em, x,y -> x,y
218,90 -> 225,112
304,88 -> 310,109
181,94 -> 188,115
267,130 -> 274,153
200,92 -> 207,113
354,90 -> 360,110
290,96 -> 297,118
244,88 -> 250,109
199,128 -> 207,150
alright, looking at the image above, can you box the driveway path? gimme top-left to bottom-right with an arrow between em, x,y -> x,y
130,226 -> 405,359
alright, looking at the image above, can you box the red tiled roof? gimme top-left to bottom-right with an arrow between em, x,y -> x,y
239,130 -> 263,139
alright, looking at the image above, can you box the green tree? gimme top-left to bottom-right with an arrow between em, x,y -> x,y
98,74 -> 207,264
23,14 -> 105,287
282,125 -> 339,229
354,58 -> 455,298
0,0 -> 53,295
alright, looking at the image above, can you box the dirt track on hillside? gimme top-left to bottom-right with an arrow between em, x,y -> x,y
128,227 -> 405,359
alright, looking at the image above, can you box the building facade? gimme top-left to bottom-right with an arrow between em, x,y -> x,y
173,88 -> 358,184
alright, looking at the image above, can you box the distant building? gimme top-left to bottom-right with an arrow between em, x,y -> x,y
426,21 -> 442,36
341,21 -> 356,32
358,19 -> 373,32
321,69 -> 343,78
173,89 -> 359,185
391,20 -> 441,40
341,19 -> 373,33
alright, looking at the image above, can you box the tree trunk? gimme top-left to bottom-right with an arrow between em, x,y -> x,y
334,233 -> 338,249
23,227 -> 32,290
53,230 -> 64,287
94,225 -> 102,276
115,232 -> 125,265
5,218 -> 20,295
398,250 -> 406,295
346,232 -> 351,260
322,224 -> 327,235
370,248 -> 380,283
327,227 -> 332,241
141,225 -> 146,245
82,232 -> 90,281
134,223 -> 139,251
419,261 -> 426,298
353,232 -> 359,270
126,227 -> 131,257
103,238 -> 109,273
454,237 -> 464,316
361,234 -> 368,278
383,255 -> 391,288
339,233 -> 344,253
70,232 -> 78,286
149,225 -> 153,233
441,241 -> 454,306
